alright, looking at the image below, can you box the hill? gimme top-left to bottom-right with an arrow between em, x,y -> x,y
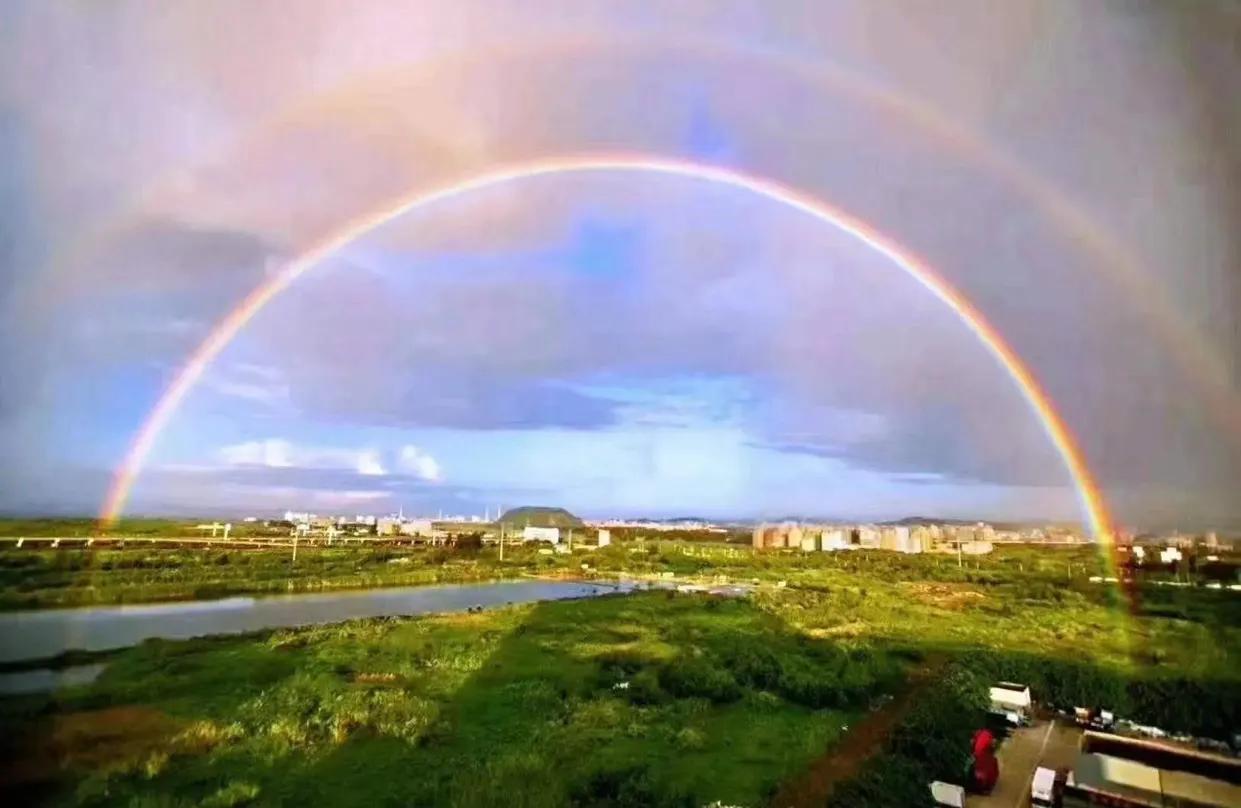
497,506 -> 584,529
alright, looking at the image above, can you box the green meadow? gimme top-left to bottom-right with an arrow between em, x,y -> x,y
1,538 -> 1238,806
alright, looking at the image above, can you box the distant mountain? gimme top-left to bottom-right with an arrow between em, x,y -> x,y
497,506 -> 584,529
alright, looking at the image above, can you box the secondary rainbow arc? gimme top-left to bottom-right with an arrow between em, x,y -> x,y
99,153 -> 1116,550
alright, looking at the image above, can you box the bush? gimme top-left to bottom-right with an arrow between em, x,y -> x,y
722,644 -> 784,691
658,656 -> 741,703
828,755 -> 928,807
777,660 -> 845,709
452,534 -> 484,554
570,763 -> 694,808
625,668 -> 667,705
201,781 -> 260,807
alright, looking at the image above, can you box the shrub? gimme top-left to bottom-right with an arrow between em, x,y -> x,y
659,656 -> 741,703
827,754 -> 928,807
625,668 -> 667,705
201,781 -> 260,807
570,763 -> 694,808
722,644 -> 784,691
777,660 -> 844,709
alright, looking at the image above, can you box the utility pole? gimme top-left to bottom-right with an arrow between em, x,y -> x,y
499,522 -> 505,562
292,529 -> 298,564
957,540 -> 963,569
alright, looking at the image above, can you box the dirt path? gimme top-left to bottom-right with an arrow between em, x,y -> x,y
769,656 -> 947,808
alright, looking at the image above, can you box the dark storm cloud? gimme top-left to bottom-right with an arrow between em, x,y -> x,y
22,218 -> 282,387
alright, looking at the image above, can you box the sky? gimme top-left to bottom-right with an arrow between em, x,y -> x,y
0,1 -> 1238,529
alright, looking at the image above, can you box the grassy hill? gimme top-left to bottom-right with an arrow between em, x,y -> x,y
496,506 -> 584,529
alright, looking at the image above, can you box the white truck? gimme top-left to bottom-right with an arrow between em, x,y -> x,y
928,780 -> 965,808
1031,766 -> 1060,807
989,681 -> 1033,722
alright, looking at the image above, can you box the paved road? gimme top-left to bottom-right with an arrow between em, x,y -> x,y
969,720 -> 1082,808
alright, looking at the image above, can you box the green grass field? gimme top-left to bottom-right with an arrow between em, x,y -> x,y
1,538 -> 1238,806
2,593 -> 900,807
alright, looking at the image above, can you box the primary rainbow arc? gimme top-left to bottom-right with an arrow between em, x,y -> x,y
99,153 -> 1115,547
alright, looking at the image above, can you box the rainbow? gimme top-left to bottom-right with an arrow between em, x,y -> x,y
99,153 -> 1116,550
46,36 -> 1239,450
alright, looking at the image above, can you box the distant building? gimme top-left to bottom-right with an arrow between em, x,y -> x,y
752,523 -> 808,550
892,525 -> 919,553
786,525 -> 805,551
597,529 -> 611,548
820,528 -> 849,551
400,519 -> 435,537
857,526 -> 880,549
1160,546 -> 1183,565
523,526 -> 560,544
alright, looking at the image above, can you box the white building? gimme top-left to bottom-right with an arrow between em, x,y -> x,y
400,519 -> 435,537
857,526 -> 881,549
597,529 -> 611,547
893,526 -> 917,553
523,526 -> 561,544
1160,546 -> 1183,564
820,528 -> 849,551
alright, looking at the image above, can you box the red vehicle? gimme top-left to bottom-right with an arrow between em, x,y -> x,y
971,729 -> 1000,793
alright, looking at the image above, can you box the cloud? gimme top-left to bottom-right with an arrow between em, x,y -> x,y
217,439 -> 387,475
219,439 -> 294,468
399,445 -> 442,481
214,438 -> 444,482
199,363 -> 291,409
356,450 -> 386,476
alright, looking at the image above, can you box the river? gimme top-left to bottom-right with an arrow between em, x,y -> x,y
0,578 -> 650,666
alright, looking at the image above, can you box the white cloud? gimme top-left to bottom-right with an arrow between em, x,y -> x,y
399,445 -> 442,481
356,450 -> 386,476
217,438 -> 388,476
219,438 -> 293,468
214,439 -> 440,481
201,363 -> 291,409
